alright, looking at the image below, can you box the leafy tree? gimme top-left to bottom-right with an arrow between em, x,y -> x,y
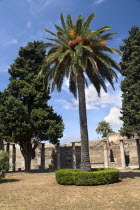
120,26 -> 140,138
0,41 -> 64,171
96,120 -> 114,137
40,14 -> 121,171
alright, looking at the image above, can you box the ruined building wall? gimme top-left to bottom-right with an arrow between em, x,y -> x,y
2,133 -> 140,171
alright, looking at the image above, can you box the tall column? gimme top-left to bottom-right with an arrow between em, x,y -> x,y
103,140 -> 109,168
41,143 -> 45,170
120,140 -> 126,169
72,142 -> 76,169
136,139 -> 140,169
56,143 -> 60,170
0,140 -> 4,151
12,144 -> 16,172
6,143 -> 10,171
6,143 -> 10,152
37,146 -> 41,169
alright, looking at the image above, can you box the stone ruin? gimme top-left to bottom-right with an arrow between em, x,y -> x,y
0,133 -> 140,171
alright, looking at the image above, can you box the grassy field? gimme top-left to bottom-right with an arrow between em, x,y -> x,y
0,170 -> 140,210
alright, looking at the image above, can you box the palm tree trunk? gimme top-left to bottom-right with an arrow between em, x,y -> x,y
77,71 -> 91,172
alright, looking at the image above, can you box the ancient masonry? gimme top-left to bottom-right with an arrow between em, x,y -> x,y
0,133 -> 140,171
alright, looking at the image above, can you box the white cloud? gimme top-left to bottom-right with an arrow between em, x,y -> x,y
104,107 -> 123,131
0,39 -> 18,47
62,78 -> 69,92
0,69 -> 8,72
57,83 -> 122,110
94,0 -> 106,5
25,0 -> 64,15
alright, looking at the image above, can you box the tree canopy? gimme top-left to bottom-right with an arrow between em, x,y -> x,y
40,13 -> 121,171
0,41 -> 64,171
96,120 -> 114,137
120,26 -> 140,137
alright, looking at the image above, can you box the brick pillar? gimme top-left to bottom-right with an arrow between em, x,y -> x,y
136,139 -> 140,169
103,140 -> 109,168
120,140 -> 126,169
12,144 -> 16,172
41,143 -> 45,170
72,142 -> 76,169
56,143 -> 60,170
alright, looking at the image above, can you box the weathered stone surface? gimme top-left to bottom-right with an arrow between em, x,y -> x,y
1,134 -> 140,171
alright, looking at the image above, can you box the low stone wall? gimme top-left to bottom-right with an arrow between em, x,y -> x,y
2,133 -> 140,171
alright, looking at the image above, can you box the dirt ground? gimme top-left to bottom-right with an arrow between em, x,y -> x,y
0,170 -> 140,210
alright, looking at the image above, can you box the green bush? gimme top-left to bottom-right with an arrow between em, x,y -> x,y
0,152 -> 9,180
55,168 -> 119,186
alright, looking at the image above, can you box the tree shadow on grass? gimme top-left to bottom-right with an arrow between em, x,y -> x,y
7,168 -> 56,174
0,179 -> 20,184
29,168 -> 56,173
119,170 -> 140,179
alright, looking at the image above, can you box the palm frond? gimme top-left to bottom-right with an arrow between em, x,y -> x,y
75,17 -> 83,35
69,71 -> 77,98
44,29 -> 57,37
86,66 -> 101,96
101,32 -> 118,40
78,56 -> 88,71
66,15 -> 73,28
82,45 -> 93,53
83,13 -> 96,31
96,26 -> 111,34
54,24 -> 64,32
88,57 -> 99,73
44,43 -> 58,48
95,45 -> 121,55
97,53 -> 121,71
46,38 -> 62,45
60,13 -> 67,31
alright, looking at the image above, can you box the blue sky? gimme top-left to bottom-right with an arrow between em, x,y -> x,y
0,0 -> 139,144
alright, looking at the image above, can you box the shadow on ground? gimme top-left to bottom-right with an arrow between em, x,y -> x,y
7,168 -> 56,174
0,179 -> 20,184
119,170 -> 140,179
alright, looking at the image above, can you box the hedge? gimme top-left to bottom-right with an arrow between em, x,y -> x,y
0,152 -> 9,181
55,168 -> 119,186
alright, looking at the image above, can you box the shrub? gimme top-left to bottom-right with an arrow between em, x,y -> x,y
0,152 -> 9,180
55,168 -> 119,186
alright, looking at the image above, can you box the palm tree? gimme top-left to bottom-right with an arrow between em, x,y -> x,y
96,120 -> 114,137
40,13 -> 121,172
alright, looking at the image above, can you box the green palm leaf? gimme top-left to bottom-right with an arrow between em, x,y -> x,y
97,26 -> 111,34
83,13 -> 96,31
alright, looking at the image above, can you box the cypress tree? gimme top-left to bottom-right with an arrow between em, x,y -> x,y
0,41 -> 64,171
120,26 -> 140,137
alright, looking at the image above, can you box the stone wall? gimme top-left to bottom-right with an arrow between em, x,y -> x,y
2,133 -> 140,171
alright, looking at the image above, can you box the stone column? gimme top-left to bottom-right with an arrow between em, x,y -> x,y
6,143 -> 10,171
72,142 -> 76,169
41,143 -> 45,170
0,140 -> 4,151
103,140 -> 109,168
12,144 -> 16,172
136,139 -> 140,169
37,146 -> 41,169
6,143 -> 10,152
120,140 -> 126,169
56,143 -> 61,170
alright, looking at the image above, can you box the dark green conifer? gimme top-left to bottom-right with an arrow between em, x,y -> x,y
120,26 -> 140,137
0,41 -> 64,171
